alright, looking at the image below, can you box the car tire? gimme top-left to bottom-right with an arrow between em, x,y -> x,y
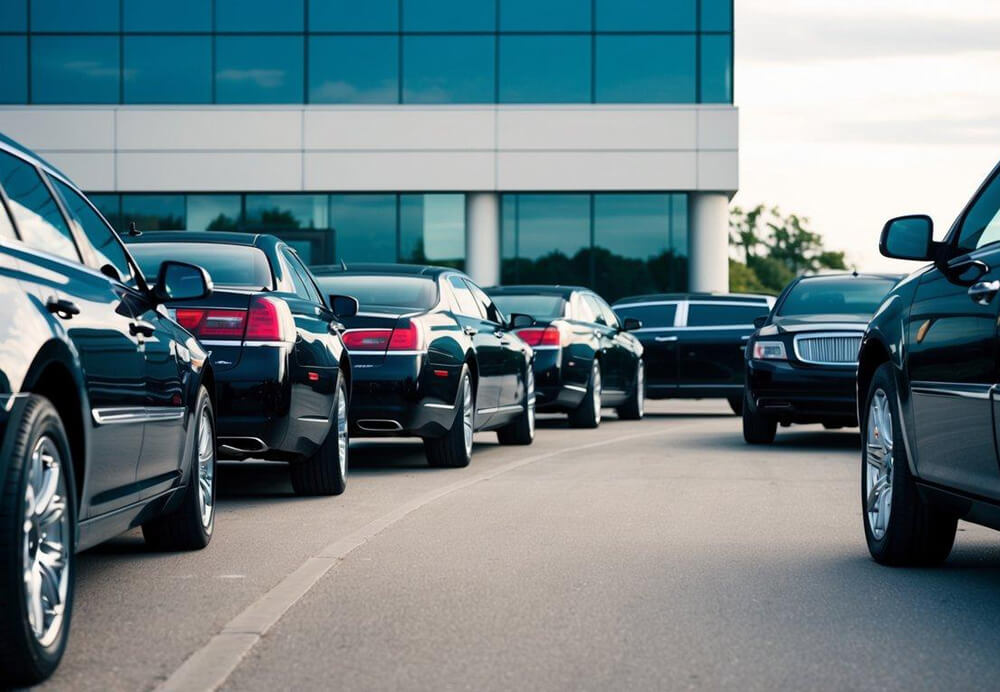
568,359 -> 602,429
290,372 -> 349,496
616,359 -> 645,421
143,386 -> 216,550
742,387 -> 776,444
863,363 -> 957,566
425,369 -> 474,468
497,366 -> 535,445
0,395 -> 76,687
727,395 -> 743,416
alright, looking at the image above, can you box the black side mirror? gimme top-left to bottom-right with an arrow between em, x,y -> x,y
622,317 -> 642,331
508,313 -> 534,329
153,261 -> 212,303
329,294 -> 359,318
753,315 -> 768,329
880,215 -> 934,261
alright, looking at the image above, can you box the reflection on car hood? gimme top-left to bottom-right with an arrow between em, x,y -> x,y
763,313 -> 871,335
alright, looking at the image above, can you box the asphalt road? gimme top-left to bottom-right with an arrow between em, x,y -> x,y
32,400 -> 1000,691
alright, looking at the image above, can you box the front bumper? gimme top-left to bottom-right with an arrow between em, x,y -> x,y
746,359 -> 858,425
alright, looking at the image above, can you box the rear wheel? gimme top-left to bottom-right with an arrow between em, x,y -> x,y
143,386 -> 216,549
863,363 -> 957,566
616,359 -> 645,421
497,366 -> 535,445
425,370 -> 474,468
0,396 -> 76,687
568,360 -> 602,429
291,373 -> 349,496
742,386 -> 776,444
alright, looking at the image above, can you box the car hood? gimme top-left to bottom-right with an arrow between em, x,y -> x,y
760,313 -> 871,336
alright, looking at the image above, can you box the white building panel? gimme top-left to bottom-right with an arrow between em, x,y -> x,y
116,152 -> 303,191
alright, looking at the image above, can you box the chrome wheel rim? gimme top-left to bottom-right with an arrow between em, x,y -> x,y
197,408 -> 215,530
526,368 -> 536,439
636,361 -> 645,418
593,362 -> 602,424
22,435 -> 70,648
462,376 -> 474,457
866,389 -> 893,540
337,383 -> 349,479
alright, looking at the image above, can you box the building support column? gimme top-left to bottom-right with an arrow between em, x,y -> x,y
688,192 -> 730,293
465,192 -> 500,286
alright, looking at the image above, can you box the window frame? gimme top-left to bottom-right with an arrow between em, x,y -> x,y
682,300 -> 774,329
447,274 -> 483,318
952,165 -> 1000,253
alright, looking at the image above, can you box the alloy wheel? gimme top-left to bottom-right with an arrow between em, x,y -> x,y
22,435 -> 71,648
197,408 -> 215,530
866,388 -> 894,540
593,362 -> 602,425
527,368 -> 536,438
636,361 -> 645,418
462,376 -> 474,458
337,383 -> 349,479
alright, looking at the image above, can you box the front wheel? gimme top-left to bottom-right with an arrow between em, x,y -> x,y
0,396 -> 76,687
291,372 -> 349,496
425,370 -> 474,468
742,387 -> 776,444
568,360 -> 602,429
497,366 -> 535,445
862,363 -> 956,566
616,359 -> 645,421
727,394 -> 743,416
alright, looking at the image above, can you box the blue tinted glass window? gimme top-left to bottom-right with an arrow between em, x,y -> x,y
0,150 -> 79,261
595,35 -> 695,103
87,193 -> 121,232
186,195 -> 241,230
499,35 -> 590,103
499,0 -> 590,31
31,36 -> 120,104
402,0 -> 495,31
0,37 -> 27,104
309,36 -> 398,104
123,0 -> 211,31
700,34 -> 732,103
31,0 -> 119,31
700,0 -> 733,32
400,194 -> 464,268
501,194 -> 591,286
216,0 -> 304,31
595,0 -> 695,31
215,36 -> 304,104
403,36 -> 494,104
309,0 -> 398,31
122,195 -> 186,230
0,0 -> 26,31
124,36 -> 211,104
330,194 -> 396,264
51,177 -> 136,285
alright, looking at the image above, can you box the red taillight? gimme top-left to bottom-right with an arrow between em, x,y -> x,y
246,297 -> 283,341
517,326 -> 561,347
343,329 -> 392,351
388,323 -> 421,351
175,308 -> 246,340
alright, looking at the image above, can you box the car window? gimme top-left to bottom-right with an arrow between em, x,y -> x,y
129,242 -> 273,289
50,177 -> 136,286
777,278 -> 895,316
288,251 -> 323,304
592,294 -> 619,329
465,280 -> 503,324
614,303 -> 677,328
957,171 -> 1000,251
317,274 -> 438,311
581,294 -> 607,325
0,197 -> 16,241
281,246 -> 320,303
448,275 -> 483,318
687,303 -> 769,327
572,293 -> 598,323
0,150 -> 79,262
490,294 -> 565,320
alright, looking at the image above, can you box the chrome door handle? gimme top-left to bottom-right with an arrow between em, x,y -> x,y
463,326 -> 478,336
969,280 -> 1000,305
129,320 -> 156,338
46,297 -> 79,319
655,335 -> 678,342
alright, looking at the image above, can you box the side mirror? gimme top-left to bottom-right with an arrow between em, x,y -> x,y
153,261 -> 212,303
880,215 -> 934,261
622,317 -> 642,331
329,294 -> 359,318
753,315 -> 768,329
508,313 -> 534,329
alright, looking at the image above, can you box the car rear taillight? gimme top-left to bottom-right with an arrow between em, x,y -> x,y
387,323 -> 421,351
516,326 -> 561,347
246,296 -> 288,341
175,308 -> 246,340
343,323 -> 422,353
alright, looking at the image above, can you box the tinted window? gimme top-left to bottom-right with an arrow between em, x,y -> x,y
614,303 -> 677,329
124,0 -> 212,31
330,194 -> 396,263
215,36 -> 304,104
51,178 -> 136,286
32,0 -> 119,31
778,279 -> 896,317
701,0 -> 733,31
500,0 -> 591,30
309,36 -> 398,104
215,0 -> 304,31
129,243 -> 273,289
700,35 -> 733,104
0,0 -> 26,31
122,195 -> 185,231
0,151 -> 78,261
309,0 -> 398,31
281,247 -> 321,302
592,295 -> 619,328
402,0 -> 495,31
957,172 -> 1000,251
595,0 -> 696,31
187,195 -> 241,231
31,36 -> 120,104
0,37 -> 27,104
400,194 -> 465,267
124,36 -> 212,104
447,275 -> 483,317
499,36 -> 591,103
403,36 -> 494,103
490,294 -> 565,320
687,303 -> 769,327
466,280 -> 502,323
317,275 -> 439,311
595,35 -> 696,103
581,294 -> 607,325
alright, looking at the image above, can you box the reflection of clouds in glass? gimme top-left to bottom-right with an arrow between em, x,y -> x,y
421,195 -> 463,260
216,68 -> 285,88
8,199 -> 78,260
311,80 -> 397,103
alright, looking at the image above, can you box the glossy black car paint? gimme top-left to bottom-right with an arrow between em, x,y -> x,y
486,286 -> 644,414
746,274 -> 898,427
859,160 -> 1000,530
312,265 -> 533,441
613,293 -> 772,402
122,232 -> 351,463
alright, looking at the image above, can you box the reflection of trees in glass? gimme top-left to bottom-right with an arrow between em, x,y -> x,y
253,209 -> 302,228
206,213 -> 239,231
126,214 -> 184,231
398,238 -> 464,270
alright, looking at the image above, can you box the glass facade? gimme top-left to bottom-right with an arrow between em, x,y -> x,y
5,0 -> 732,104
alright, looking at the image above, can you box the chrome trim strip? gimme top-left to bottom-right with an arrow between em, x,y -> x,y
792,331 -> 864,366
910,381 -> 993,400
199,340 -> 291,348
529,345 -> 560,350
92,407 -> 185,425
424,403 -> 455,410
613,301 -> 680,310
563,384 -> 588,393
676,384 -> 741,388
357,419 -> 403,432
243,341 -> 291,347
348,350 -> 427,356
297,415 -> 329,423
477,404 -> 523,415
356,311 -> 401,318
1,392 -> 29,413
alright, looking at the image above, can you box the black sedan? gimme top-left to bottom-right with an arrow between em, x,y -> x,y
312,264 -> 535,467
124,232 -> 356,496
486,285 -> 645,426
743,272 -> 900,444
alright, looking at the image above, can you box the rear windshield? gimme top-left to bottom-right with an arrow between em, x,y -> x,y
778,278 -> 896,316
316,274 -> 438,311
613,303 -> 677,328
490,294 -> 565,320
129,242 -> 273,290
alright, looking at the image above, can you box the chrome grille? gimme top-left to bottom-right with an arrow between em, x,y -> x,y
793,332 -> 863,365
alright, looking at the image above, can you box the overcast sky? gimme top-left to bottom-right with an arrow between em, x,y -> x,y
733,0 -> 1000,270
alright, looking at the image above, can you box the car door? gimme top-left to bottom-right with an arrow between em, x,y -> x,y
613,300 -> 679,396
581,293 -> 622,393
0,152 -> 145,516
590,293 -> 633,399
466,279 -> 524,411
446,275 -> 502,424
678,302 -> 770,391
907,170 -> 1000,499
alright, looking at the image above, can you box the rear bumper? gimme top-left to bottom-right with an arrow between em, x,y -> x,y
747,359 -> 858,424
531,348 -> 590,412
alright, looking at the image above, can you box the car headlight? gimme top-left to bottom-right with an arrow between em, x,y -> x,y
752,340 -> 787,360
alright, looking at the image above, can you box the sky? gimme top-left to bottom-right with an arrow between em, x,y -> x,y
733,0 -> 1000,271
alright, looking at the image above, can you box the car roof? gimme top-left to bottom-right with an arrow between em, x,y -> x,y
311,263 -> 457,278
794,272 -> 903,282
485,285 -> 586,298
121,231 -> 278,250
613,292 -> 774,305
